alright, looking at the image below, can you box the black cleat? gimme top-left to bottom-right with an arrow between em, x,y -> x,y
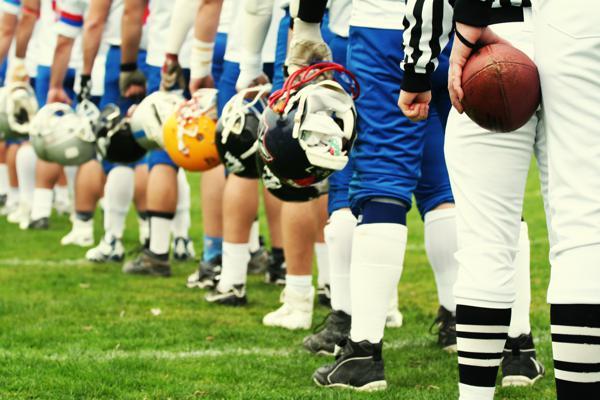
265,257 -> 286,286
317,284 -> 331,308
186,255 -> 222,289
313,339 -> 387,391
205,284 -> 247,306
28,217 -> 49,230
248,246 -> 270,275
501,333 -> 545,387
0,194 -> 7,208
430,306 -> 457,352
122,248 -> 172,277
303,310 -> 351,355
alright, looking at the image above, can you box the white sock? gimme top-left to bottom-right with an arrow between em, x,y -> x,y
424,208 -> 459,313
218,242 -> 250,291
171,169 -> 191,238
286,274 -> 313,296
54,185 -> 69,204
64,165 -> 77,197
30,188 -> 54,220
350,223 -> 407,343
459,383 -> 495,400
325,209 -> 356,315
104,166 -> 134,239
315,242 -> 330,288
7,187 -> 19,207
0,164 -> 8,195
508,221 -> 532,338
149,214 -> 173,255
248,220 -> 260,253
16,144 -> 36,206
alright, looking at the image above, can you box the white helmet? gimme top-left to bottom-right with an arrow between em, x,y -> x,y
30,102 -> 96,166
0,82 -> 38,139
129,91 -> 184,150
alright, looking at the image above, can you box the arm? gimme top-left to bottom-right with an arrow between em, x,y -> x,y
83,0 -> 111,76
398,0 -> 453,121
119,0 -> 146,98
188,0 -> 223,92
161,0 -> 201,91
12,0 -> 40,81
284,0 -> 330,74
0,9 -> 19,66
235,0 -> 274,91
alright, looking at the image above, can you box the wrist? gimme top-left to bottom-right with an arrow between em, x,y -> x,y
401,70 -> 432,93
190,39 -> 214,79
165,53 -> 179,63
120,62 -> 137,72
292,19 -> 323,42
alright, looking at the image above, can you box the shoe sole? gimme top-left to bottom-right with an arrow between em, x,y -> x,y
501,374 -> 543,387
313,378 -> 388,392
186,280 -> 216,289
442,344 -> 458,353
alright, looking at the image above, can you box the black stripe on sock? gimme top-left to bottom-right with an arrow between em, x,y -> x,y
76,210 -> 94,221
458,364 -> 498,387
552,334 -> 600,345
458,351 -> 503,360
456,305 -> 511,326
556,379 -> 600,400
457,331 -> 508,340
554,360 -> 600,374
551,304 -> 600,328
147,210 -> 175,220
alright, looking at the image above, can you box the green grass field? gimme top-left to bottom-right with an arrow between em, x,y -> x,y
0,165 -> 555,399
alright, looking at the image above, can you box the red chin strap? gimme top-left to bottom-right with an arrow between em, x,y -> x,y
268,62 -> 360,114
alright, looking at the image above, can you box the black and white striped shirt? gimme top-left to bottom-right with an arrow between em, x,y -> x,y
401,0 -> 531,92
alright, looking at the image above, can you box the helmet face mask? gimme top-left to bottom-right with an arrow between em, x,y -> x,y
259,79 -> 356,188
0,82 -> 38,139
30,102 -> 96,166
216,85 -> 271,178
94,104 -> 147,164
129,91 -> 184,150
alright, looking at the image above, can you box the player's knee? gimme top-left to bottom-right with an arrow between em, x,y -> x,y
360,197 -> 407,225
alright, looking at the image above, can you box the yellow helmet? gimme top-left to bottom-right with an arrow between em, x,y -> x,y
163,88 -> 221,171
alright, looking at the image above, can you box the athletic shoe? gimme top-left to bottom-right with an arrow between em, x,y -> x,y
248,246 -> 270,274
28,217 -> 49,230
53,199 -> 71,216
205,284 -> 247,306
317,284 -> 331,308
430,306 -> 457,352
0,194 -> 7,207
265,257 -> 286,286
61,219 -> 94,247
7,203 -> 29,225
86,235 -> 125,262
385,308 -> 403,328
303,310 -> 351,355
172,237 -> 196,261
186,255 -> 222,289
263,287 -> 314,330
0,202 -> 16,216
122,249 -> 172,277
313,339 -> 387,391
501,333 -> 545,387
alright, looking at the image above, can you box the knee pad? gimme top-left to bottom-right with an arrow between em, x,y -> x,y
359,198 -> 407,225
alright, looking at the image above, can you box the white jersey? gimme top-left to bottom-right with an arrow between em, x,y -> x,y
329,0 -> 351,38
224,1 -> 283,64
218,0 -> 234,34
350,0 -> 405,30
146,0 -> 176,67
35,0 -> 81,68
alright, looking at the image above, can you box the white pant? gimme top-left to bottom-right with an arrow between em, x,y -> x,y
534,0 -> 600,304
447,13 -> 551,307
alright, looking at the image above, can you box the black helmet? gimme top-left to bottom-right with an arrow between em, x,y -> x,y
95,104 -> 146,163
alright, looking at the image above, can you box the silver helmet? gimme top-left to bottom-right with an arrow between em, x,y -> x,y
0,82 -> 38,139
30,102 -> 97,166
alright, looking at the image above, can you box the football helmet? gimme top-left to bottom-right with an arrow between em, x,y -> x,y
259,63 -> 358,188
30,102 -> 97,166
129,91 -> 184,150
95,104 -> 147,163
216,85 -> 271,178
0,81 -> 38,139
257,156 -> 327,202
163,88 -> 221,171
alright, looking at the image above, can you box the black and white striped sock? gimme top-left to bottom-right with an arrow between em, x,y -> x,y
551,304 -> 600,399
456,304 -> 511,400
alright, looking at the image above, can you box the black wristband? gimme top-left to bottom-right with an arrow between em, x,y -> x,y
297,0 -> 328,23
401,69 -> 432,93
455,28 -> 479,49
120,62 -> 137,72
80,74 -> 91,85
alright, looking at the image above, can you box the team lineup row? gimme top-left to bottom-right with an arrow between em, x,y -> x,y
1,0 -> 598,398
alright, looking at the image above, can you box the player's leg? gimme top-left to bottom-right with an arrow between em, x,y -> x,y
205,174 -> 258,305
2,141 -> 20,216
535,3 -> 600,397
263,199 -> 320,330
11,143 -> 36,228
262,187 -> 285,284
313,26 -> 420,391
315,195 -> 331,307
134,162 -> 149,246
53,167 -> 72,216
171,169 -> 195,261
61,160 -> 103,247
0,141 -> 8,207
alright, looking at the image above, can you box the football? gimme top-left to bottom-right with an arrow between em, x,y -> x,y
461,43 -> 541,133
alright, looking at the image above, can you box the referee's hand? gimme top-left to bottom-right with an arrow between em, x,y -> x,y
398,90 -> 431,122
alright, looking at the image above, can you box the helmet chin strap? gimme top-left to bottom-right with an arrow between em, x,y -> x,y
220,84 -> 271,144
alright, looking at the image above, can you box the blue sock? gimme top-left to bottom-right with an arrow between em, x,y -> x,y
203,235 -> 223,262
